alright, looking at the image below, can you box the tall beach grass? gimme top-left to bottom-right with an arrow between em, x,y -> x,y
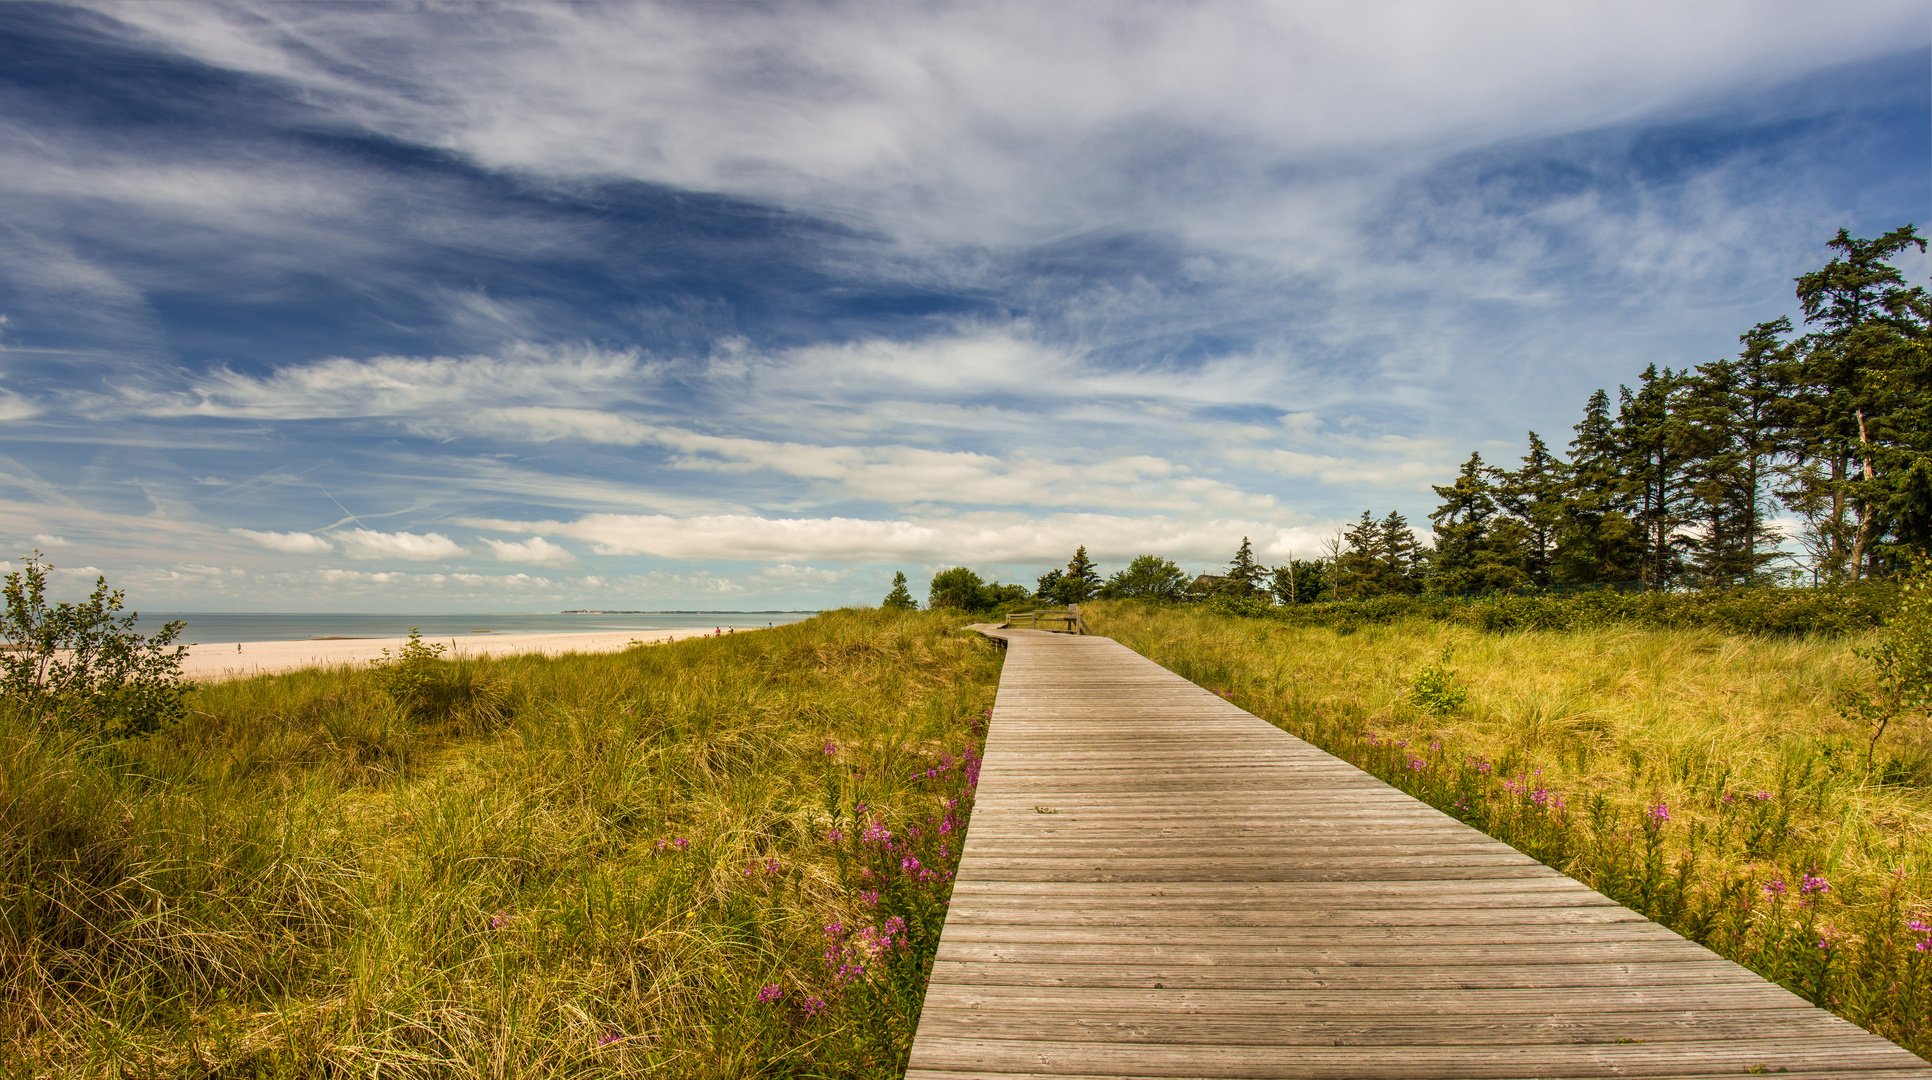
0,608 -> 998,1077
1088,600 -> 1932,1057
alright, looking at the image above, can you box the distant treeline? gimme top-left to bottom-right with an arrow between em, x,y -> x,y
896,226 -> 1927,623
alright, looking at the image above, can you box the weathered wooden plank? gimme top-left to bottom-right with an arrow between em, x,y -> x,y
905,629 -> 1931,1077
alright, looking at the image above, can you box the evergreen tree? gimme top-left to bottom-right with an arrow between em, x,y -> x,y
1554,388 -> 1645,584
1782,226 -> 1931,577
1496,432 -> 1568,588
881,571 -> 918,610
1426,452 -> 1528,593
1376,512 -> 1426,594
1618,365 -> 1693,587
1269,559 -> 1327,604
1034,568 -> 1064,603
1331,512 -> 1384,599
1059,546 -> 1103,604
1223,537 -> 1267,598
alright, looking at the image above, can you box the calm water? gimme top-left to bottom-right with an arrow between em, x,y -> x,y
135,611 -> 819,644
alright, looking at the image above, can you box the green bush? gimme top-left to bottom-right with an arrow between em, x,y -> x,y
0,553 -> 189,736
1204,582 -> 1902,638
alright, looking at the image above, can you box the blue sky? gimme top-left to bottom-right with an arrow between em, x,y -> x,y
1,1 -> 1926,611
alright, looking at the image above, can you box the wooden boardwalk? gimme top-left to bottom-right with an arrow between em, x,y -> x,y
906,629 -> 1932,1079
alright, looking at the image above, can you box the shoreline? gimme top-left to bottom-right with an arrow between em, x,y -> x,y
178,626 -> 739,681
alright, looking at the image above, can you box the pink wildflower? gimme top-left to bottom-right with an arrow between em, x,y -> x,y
802,996 -> 829,1017
757,985 -> 783,1005
1646,802 -> 1670,823
1800,872 -> 1831,897
1764,879 -> 1787,897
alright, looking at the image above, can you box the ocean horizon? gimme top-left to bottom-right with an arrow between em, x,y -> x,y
134,611 -> 821,644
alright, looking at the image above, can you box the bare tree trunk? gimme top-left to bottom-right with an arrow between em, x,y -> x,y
1848,410 -> 1877,580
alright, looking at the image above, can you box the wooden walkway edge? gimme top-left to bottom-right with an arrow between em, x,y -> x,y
906,628 -> 1932,1079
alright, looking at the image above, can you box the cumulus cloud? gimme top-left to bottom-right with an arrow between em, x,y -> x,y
30,533 -> 71,547
480,535 -> 576,566
230,527 -> 333,554
331,529 -> 468,561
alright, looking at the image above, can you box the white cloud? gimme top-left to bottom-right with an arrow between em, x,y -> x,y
230,527 -> 333,554
464,510 -> 1341,566
99,2 -> 1921,249
331,528 -> 468,561
117,343 -> 652,421
30,533 -> 71,547
480,535 -> 576,566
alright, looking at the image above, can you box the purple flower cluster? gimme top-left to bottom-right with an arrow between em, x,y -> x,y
1646,802 -> 1670,824
1800,872 -> 1831,898
655,837 -> 691,852
1764,879 -> 1787,897
1911,920 -> 1932,952
757,984 -> 784,1005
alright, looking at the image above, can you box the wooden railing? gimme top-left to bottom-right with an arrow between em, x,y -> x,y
1002,605 -> 1088,634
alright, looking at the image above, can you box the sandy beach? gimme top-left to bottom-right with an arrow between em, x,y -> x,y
178,627 -> 725,681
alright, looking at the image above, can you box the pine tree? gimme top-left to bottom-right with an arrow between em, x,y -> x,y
1781,226 -> 1932,578
1331,512 -> 1383,599
1554,388 -> 1645,584
1496,432 -> 1568,588
1224,537 -> 1267,598
1377,512 -> 1425,594
1270,559 -> 1326,605
1056,546 -> 1102,605
1618,365 -> 1692,587
1427,452 -> 1527,593
881,571 -> 918,610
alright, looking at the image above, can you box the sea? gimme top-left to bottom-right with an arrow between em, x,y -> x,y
134,611 -> 820,645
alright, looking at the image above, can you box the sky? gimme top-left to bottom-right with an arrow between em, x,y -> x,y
0,1 -> 1927,612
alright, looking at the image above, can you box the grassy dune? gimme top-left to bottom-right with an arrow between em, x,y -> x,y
1088,600 -> 1932,1057
0,609 -> 999,1077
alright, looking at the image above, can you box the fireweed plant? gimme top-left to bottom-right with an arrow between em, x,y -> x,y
0,608 -> 997,1077
1089,601 -> 1932,1059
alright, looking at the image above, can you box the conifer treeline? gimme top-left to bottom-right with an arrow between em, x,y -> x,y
1309,225 -> 1931,600
907,227 -> 1928,612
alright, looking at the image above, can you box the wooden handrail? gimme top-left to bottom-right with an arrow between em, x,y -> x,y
1002,606 -> 1089,635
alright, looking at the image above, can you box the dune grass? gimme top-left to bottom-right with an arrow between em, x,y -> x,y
1087,600 -> 1932,1057
0,608 -> 998,1077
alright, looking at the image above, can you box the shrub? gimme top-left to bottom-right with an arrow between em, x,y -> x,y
1843,566 -> 1932,774
0,552 -> 188,736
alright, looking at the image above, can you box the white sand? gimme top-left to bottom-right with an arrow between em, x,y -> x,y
178,627 -> 729,681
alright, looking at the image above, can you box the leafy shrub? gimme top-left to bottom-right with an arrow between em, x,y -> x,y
0,552 -> 188,736
1841,567 -> 1932,774
1409,657 -> 1467,715
1212,582 -> 1901,638
371,628 -> 513,731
